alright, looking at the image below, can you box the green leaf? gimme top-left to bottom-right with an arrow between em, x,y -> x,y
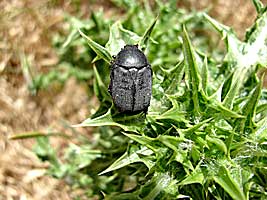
62,15 -> 94,48
213,166 -> 246,200
201,56 -> 208,95
155,95 -> 189,124
33,137 -> 60,167
208,99 -> 245,118
245,11 -> 267,67
105,22 -> 126,56
255,117 -> 267,140
93,65 -> 111,102
256,102 -> 267,115
9,131 -> 66,140
203,13 -> 242,67
99,146 -> 154,175
203,13 -> 241,56
104,193 -> 141,200
221,71 -> 234,102
139,15 -> 158,51
65,144 -> 102,170
182,118 -> 213,135
140,173 -> 178,200
91,65 -> 112,118
110,0 -> 138,9
205,12 -> 267,109
206,135 -> 227,155
106,22 -> 141,55
178,168 -> 204,185
203,13 -> 246,108
78,29 -> 112,63
182,25 -> 201,116
123,133 -> 160,152
222,69 -> 249,110
236,79 -> 262,133
72,108 -> 140,133
158,135 -> 194,171
160,60 -> 185,94
252,0 -> 264,15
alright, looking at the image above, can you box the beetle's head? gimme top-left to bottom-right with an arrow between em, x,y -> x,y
115,45 -> 148,68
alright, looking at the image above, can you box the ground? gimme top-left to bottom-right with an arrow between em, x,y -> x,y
0,0 -> 265,199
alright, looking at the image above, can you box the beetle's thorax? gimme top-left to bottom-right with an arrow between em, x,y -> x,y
115,45 -> 148,69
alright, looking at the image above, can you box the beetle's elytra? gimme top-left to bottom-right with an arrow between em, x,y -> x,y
109,45 -> 152,113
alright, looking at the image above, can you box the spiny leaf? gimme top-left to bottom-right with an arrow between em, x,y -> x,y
221,71 -> 234,102
139,14 -> 158,51
78,29 -> 112,63
157,135 -> 187,156
237,78 -> 262,133
158,135 -> 194,170
203,13 -> 241,56
178,167 -> 204,185
142,173 -> 176,200
107,21 -> 142,54
203,13 -> 232,37
62,15 -> 94,48
91,65 -> 112,118
201,56 -> 208,95
105,22 -> 126,55
245,11 -> 267,67
206,135 -> 227,155
155,95 -> 189,124
252,0 -> 265,15
72,108 -> 140,133
182,25 -> 201,116
208,98 -> 245,118
222,68 -> 245,108
105,21 -> 140,56
123,133 -> 160,152
255,117 -> 267,140
203,13 -> 245,108
205,11 -> 267,109
182,118 -> 213,134
34,4 -> 267,199
203,13 -> 243,67
256,102 -> 267,115
161,60 -> 185,94
93,65 -> 111,102
99,146 -> 154,175
213,166 -> 246,200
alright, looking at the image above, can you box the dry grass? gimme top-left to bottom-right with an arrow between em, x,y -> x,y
186,0 -> 260,39
0,0 -> 265,199
0,0 -> 91,199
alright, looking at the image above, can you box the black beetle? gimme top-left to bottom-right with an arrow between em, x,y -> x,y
109,45 -> 152,113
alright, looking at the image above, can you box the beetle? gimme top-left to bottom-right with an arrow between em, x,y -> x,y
108,45 -> 152,113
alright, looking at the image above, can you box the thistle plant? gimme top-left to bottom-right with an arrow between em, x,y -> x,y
17,1 -> 267,199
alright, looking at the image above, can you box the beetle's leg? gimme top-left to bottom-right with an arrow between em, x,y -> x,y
108,84 -> 112,95
143,106 -> 148,115
108,67 -> 114,95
